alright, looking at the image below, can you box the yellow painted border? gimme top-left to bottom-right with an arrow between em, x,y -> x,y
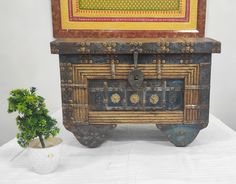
61,0 -> 198,31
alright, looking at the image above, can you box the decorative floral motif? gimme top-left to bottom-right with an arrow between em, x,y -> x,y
111,93 -> 121,104
130,94 -> 140,104
150,94 -> 159,105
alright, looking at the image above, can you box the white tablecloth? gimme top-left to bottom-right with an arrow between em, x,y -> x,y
1,110 -> 236,184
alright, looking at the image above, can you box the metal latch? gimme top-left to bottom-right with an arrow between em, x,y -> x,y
128,50 -> 144,90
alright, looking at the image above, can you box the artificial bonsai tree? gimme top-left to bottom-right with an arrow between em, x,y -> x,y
8,87 -> 60,148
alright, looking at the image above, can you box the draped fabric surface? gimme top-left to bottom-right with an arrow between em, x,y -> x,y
1,110 -> 236,184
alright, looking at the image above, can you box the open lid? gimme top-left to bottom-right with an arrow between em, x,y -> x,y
51,0 -> 206,38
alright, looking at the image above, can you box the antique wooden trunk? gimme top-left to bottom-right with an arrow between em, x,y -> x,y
51,38 -> 221,147
50,0 -> 220,147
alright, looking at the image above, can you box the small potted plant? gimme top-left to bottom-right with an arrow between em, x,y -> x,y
8,87 -> 62,174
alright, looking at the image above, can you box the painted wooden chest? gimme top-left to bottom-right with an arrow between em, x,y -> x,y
51,38 -> 221,147
50,0 -> 220,147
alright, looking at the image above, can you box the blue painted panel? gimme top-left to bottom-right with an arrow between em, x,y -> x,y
88,79 -> 184,111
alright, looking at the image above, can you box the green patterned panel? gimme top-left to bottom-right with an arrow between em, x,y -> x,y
79,0 -> 181,11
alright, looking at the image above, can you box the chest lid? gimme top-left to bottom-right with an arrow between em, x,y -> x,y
51,38 -> 221,55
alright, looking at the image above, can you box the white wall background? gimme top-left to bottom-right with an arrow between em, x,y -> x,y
0,0 -> 235,146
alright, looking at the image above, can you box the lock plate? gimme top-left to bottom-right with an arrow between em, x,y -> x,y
128,50 -> 144,90
128,69 -> 144,90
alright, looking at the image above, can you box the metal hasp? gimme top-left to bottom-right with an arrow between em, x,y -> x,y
50,38 -> 221,148
128,50 -> 144,91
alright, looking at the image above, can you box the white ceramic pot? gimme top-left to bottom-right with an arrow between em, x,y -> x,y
28,137 -> 63,174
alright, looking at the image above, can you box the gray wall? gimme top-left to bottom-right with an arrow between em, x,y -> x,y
0,0 -> 235,146
207,0 -> 236,132
0,0 -> 61,145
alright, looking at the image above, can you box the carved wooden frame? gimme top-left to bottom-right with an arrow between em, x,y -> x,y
60,63 -> 200,126
51,0 -> 206,38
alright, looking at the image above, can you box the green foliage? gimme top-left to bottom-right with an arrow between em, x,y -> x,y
8,87 -> 60,148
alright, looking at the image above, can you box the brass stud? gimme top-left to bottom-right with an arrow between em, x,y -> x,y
80,47 -> 86,53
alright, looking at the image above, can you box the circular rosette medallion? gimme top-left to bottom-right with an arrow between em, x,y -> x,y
130,94 -> 140,104
111,93 -> 121,104
150,94 -> 159,105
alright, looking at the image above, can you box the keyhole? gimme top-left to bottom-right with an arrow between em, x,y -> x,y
134,75 -> 139,81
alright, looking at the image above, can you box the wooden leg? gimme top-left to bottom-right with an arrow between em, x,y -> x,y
157,124 -> 200,147
73,124 -> 116,148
